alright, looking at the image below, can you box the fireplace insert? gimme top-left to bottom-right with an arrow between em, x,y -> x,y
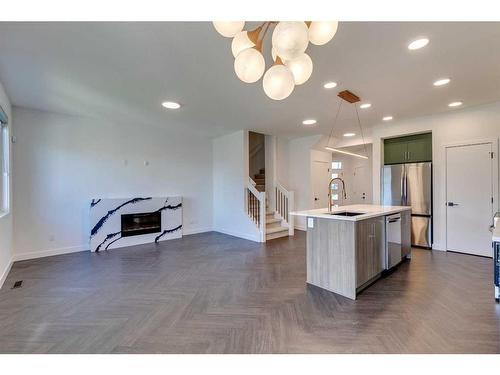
121,212 -> 161,237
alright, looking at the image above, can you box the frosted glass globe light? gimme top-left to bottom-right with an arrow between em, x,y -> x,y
234,48 -> 265,83
308,21 -> 339,45
263,64 -> 295,100
231,31 -> 255,57
285,53 -> 313,85
213,21 -> 245,38
272,21 -> 309,61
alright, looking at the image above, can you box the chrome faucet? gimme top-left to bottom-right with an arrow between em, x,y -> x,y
328,177 -> 347,212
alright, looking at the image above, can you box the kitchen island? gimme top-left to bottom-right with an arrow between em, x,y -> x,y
292,204 -> 412,300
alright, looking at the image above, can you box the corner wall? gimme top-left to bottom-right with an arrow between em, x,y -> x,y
12,107 -> 213,260
0,81 -> 13,288
372,101 -> 500,251
213,130 -> 261,241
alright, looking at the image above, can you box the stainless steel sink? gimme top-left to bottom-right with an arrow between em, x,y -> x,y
328,211 -> 366,217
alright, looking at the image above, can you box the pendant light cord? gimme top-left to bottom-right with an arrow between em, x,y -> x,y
327,99 -> 343,148
354,103 -> 367,155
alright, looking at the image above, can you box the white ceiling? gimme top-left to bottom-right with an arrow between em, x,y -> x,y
0,22 -> 499,142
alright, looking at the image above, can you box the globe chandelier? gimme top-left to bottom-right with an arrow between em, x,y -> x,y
213,21 -> 339,100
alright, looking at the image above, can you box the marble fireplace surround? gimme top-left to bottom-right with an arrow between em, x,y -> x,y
89,196 -> 182,252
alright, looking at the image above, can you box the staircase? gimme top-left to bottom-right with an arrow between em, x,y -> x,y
247,172 -> 294,243
265,212 -> 289,240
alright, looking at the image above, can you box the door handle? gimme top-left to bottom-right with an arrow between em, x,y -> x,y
447,202 -> 459,207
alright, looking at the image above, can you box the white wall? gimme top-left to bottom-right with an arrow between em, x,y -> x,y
276,137 -> 290,187
213,130 -> 261,241
0,81 -> 13,288
332,144 -> 373,205
288,135 -> 326,230
372,101 -> 500,251
12,107 -> 213,260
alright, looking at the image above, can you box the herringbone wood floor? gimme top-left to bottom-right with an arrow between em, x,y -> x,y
0,231 -> 498,353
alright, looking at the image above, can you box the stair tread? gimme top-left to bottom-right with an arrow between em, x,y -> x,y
266,226 -> 288,234
266,231 -> 289,240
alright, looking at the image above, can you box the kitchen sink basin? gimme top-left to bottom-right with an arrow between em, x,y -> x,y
328,211 -> 366,217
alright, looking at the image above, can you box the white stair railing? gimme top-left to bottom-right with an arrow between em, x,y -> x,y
246,180 -> 266,242
275,182 -> 294,236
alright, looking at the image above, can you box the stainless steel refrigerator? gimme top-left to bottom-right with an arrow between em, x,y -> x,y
382,162 -> 432,248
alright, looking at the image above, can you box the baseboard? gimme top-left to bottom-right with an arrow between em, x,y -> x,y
13,245 -> 88,262
0,258 -> 13,289
294,224 -> 306,231
183,227 -> 213,236
213,228 -> 262,242
432,242 -> 445,251
12,229 -> 215,262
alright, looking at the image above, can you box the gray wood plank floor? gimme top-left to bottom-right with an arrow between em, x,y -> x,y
0,231 -> 498,353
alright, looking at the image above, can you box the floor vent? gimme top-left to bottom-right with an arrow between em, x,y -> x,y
11,280 -> 23,289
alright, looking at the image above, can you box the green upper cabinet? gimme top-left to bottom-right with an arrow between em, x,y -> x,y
384,133 -> 432,165
384,139 -> 408,165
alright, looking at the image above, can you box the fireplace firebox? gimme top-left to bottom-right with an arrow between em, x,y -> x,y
121,212 -> 161,237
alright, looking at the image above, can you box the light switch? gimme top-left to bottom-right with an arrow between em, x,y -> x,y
307,218 -> 314,228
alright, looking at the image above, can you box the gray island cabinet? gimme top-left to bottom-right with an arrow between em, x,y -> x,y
292,205 -> 412,300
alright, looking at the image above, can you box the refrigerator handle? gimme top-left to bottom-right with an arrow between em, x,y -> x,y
403,167 -> 408,206
400,168 -> 405,205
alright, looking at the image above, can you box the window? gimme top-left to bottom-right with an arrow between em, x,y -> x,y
0,106 -> 9,216
332,183 -> 338,190
332,161 -> 342,170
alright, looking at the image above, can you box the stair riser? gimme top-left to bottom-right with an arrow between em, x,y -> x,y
266,218 -> 281,225
266,231 -> 289,241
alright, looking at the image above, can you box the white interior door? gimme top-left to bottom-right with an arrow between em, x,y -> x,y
312,160 -> 330,209
446,142 -> 494,257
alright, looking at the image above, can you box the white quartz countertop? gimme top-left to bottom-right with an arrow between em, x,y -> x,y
493,226 -> 500,242
291,204 -> 412,222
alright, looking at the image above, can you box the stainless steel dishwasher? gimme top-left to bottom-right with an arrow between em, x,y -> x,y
385,213 -> 402,269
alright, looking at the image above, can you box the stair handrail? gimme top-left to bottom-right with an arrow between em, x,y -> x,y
275,181 -> 294,236
246,180 -> 266,242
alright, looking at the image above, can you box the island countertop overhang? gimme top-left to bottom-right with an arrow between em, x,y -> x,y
291,204 -> 412,222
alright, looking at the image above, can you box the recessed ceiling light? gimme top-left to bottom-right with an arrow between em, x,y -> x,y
383,116 -> 393,121
448,101 -> 463,107
302,119 -> 317,126
408,38 -> 429,50
433,78 -> 450,86
323,82 -> 337,89
162,101 -> 181,109
359,103 -> 371,109
343,133 -> 356,137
